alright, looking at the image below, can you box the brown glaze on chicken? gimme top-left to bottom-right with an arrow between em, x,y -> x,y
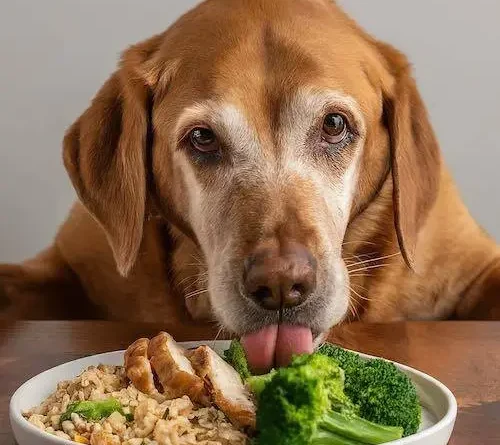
124,337 -> 158,396
147,332 -> 209,405
125,333 -> 256,430
190,345 -> 256,430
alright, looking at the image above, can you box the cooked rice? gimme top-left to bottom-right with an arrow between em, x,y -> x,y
23,364 -> 248,445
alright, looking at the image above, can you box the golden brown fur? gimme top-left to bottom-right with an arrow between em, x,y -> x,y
1,0 -> 499,331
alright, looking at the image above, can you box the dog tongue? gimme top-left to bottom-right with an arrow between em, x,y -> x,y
274,325 -> 314,368
241,325 -> 313,374
241,326 -> 278,374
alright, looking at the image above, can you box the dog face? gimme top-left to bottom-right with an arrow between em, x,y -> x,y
63,0 -> 440,339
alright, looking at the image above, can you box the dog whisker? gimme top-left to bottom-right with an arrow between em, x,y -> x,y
342,240 -> 378,246
211,326 -> 226,349
177,275 -> 195,286
350,282 -> 369,292
348,285 -> 370,302
184,263 -> 208,268
343,252 -> 378,268
185,288 -> 209,300
343,255 -> 372,264
348,285 -> 393,312
347,263 -> 392,275
346,252 -> 400,269
179,271 -> 209,295
182,280 -> 205,294
348,298 -> 360,321
190,253 -> 205,262
177,274 -> 204,287
343,251 -> 375,259
344,255 -> 372,263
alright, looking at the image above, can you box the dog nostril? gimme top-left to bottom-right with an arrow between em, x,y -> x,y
251,286 -> 273,303
250,286 -> 282,310
291,283 -> 306,295
283,283 -> 308,308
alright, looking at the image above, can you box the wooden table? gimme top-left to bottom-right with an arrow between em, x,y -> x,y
0,321 -> 499,445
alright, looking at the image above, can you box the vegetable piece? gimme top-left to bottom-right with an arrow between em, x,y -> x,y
310,430 -> 365,445
257,353 -> 403,445
317,344 -> 364,376
289,354 -> 358,416
246,370 -> 277,399
318,344 -> 421,437
60,398 -> 123,422
73,434 -> 90,444
223,339 -> 252,379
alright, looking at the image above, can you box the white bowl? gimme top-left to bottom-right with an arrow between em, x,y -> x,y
10,340 -> 457,445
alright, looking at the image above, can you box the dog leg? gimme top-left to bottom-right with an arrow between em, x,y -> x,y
0,245 -> 99,320
455,257 -> 500,320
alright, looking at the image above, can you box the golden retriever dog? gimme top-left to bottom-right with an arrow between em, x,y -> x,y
1,0 -> 499,369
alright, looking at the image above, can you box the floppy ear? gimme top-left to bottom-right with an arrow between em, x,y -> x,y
63,35 -> 168,276
379,43 -> 441,270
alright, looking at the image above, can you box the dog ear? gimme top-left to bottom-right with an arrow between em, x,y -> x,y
379,43 -> 441,270
63,35 -> 169,276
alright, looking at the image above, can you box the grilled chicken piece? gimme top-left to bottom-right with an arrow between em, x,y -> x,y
148,332 -> 209,405
124,338 -> 158,395
190,345 -> 256,429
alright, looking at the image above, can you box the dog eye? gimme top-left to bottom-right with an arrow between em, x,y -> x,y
189,127 -> 219,153
322,113 -> 348,144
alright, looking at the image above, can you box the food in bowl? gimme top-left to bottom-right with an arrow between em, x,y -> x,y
22,332 -> 251,445
22,332 -> 421,445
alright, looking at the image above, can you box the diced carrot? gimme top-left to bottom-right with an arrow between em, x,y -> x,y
73,434 -> 89,444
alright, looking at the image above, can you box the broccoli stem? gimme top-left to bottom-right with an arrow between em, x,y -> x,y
319,411 -> 403,444
311,430 -> 364,444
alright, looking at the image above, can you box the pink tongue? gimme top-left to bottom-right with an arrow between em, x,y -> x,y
241,325 -> 313,374
275,325 -> 314,368
241,325 -> 278,374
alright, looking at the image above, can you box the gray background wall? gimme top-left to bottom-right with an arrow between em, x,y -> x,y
0,0 -> 499,262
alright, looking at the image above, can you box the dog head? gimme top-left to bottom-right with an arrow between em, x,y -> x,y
63,0 -> 440,366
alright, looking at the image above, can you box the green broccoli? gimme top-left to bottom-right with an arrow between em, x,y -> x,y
317,344 -> 365,376
60,398 -> 129,422
223,339 -> 252,379
246,370 -> 277,399
257,353 -> 403,445
318,344 -> 421,437
290,354 -> 359,415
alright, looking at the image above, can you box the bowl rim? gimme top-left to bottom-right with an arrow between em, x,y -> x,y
10,351 -> 126,445
10,341 -> 457,445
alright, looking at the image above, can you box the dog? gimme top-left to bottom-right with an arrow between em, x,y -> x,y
1,0 -> 499,370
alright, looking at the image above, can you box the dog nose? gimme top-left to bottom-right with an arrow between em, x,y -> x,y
244,242 -> 317,310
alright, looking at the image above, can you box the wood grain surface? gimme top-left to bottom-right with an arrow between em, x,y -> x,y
1,321 -> 499,445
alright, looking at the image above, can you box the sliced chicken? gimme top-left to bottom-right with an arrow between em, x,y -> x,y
124,338 -> 158,396
147,332 -> 209,405
190,345 -> 256,430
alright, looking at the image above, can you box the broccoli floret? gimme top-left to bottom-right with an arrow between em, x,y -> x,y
344,359 -> 421,437
318,344 -> 421,437
223,339 -> 252,379
60,398 -> 126,422
317,344 -> 364,376
257,353 -> 403,445
247,354 -> 353,406
290,354 -> 359,416
246,370 -> 277,399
